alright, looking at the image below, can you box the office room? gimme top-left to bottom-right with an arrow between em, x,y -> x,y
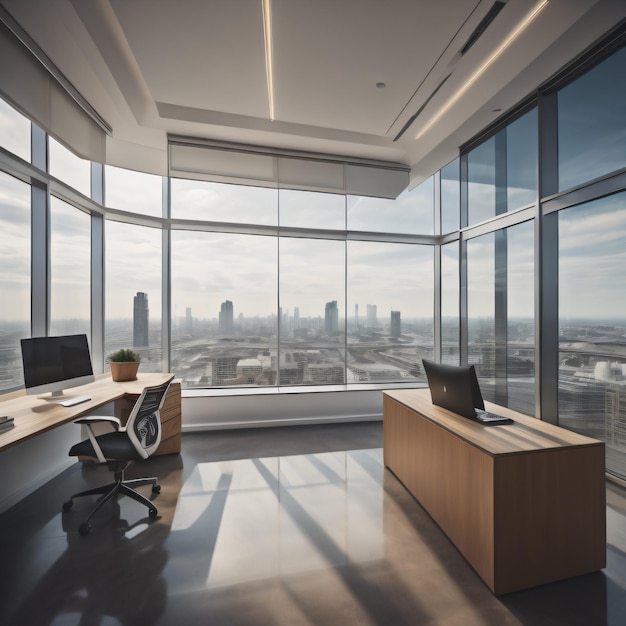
1,1 -> 626,624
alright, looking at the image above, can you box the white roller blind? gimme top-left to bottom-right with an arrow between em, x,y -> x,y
277,157 -> 344,193
169,141 -> 408,198
346,164 -> 409,199
169,143 -> 277,187
0,20 -> 105,163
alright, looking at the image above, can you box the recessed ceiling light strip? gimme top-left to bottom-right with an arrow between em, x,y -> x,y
262,0 -> 275,121
415,0 -> 549,140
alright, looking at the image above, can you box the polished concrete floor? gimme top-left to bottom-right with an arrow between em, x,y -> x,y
1,421 -> 626,625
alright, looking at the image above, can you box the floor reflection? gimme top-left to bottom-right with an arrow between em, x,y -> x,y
2,422 -> 626,625
166,449 -> 384,592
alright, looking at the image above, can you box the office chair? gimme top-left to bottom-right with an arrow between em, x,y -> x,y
63,380 -> 172,535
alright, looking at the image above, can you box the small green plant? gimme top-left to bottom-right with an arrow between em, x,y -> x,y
107,348 -> 141,363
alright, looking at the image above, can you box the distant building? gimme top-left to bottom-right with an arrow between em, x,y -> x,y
219,300 -> 234,333
294,306 -> 300,330
133,292 -> 149,347
185,307 -> 193,334
390,311 -> 401,337
366,304 -> 378,328
325,300 -> 339,336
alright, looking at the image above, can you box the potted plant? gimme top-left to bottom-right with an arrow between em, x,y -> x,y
107,348 -> 141,382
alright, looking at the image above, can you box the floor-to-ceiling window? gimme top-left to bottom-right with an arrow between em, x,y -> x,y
463,107 -> 537,414
0,171 -> 31,392
0,28 -> 624,475
49,198 -> 91,338
105,220 -> 163,372
171,229 -> 278,386
552,38 -> 626,478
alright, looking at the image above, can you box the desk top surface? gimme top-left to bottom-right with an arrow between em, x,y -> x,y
383,388 -> 604,456
0,373 -> 174,452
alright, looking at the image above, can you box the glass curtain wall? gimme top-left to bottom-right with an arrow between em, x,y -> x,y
1,32 -> 624,473
171,230 -> 278,386
440,241 -> 459,365
0,171 -> 31,392
347,241 -> 433,383
105,220 -> 163,372
464,106 -> 537,413
49,198 -> 91,338
553,40 -> 626,478
279,237 -> 345,385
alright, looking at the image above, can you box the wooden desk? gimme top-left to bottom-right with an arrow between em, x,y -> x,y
0,373 -> 181,456
383,388 -> 606,595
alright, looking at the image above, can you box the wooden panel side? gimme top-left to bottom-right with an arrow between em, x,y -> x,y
493,444 -> 606,594
384,393 -> 496,590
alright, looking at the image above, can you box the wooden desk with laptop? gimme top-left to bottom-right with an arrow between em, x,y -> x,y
0,373 -> 181,456
383,388 -> 606,595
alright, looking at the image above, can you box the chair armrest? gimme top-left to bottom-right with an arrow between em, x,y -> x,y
74,416 -> 121,430
73,416 -> 121,463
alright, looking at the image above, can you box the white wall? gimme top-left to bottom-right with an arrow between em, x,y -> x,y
182,388 -> 384,431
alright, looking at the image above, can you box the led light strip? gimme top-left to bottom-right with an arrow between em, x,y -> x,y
415,0 -> 549,140
262,0 -> 275,121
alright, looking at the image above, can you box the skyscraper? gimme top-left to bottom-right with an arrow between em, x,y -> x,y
219,300 -> 234,333
366,304 -> 378,329
185,307 -> 193,334
325,300 -> 339,336
390,311 -> 401,338
133,292 -> 149,347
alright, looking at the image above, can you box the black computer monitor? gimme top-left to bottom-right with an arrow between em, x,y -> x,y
20,334 -> 94,398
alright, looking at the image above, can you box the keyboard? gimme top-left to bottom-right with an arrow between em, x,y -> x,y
58,395 -> 91,407
474,409 -> 514,425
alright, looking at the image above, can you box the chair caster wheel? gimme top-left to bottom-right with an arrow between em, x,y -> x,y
152,484 -> 161,494
149,507 -> 158,519
79,522 -> 91,536
63,500 -> 73,511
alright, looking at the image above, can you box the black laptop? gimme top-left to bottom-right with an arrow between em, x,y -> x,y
422,359 -> 513,426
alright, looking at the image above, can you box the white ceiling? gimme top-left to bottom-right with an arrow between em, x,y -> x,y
1,0 -> 624,185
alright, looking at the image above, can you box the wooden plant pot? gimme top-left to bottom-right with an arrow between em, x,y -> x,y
110,361 -> 140,382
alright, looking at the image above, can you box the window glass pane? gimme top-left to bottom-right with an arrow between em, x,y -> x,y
0,97 -> 30,162
559,191 -> 626,478
171,230 -> 277,388
558,46 -> 626,191
441,241 -> 459,365
105,221 -> 162,372
347,176 -> 434,234
170,178 -> 277,225
507,220 -> 535,415
467,137 -> 496,225
467,232 -> 495,400
49,198 -> 90,338
279,189 -> 345,229
507,109 -> 537,211
347,241 -> 433,383
48,137 -> 91,197
0,172 -> 30,391
280,238 -> 345,385
105,165 -> 162,217
467,222 -> 535,412
441,158 -> 460,234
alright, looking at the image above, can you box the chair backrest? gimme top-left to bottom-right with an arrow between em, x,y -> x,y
126,380 -> 171,459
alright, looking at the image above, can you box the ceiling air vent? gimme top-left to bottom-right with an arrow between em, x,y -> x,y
393,74 -> 452,141
460,1 -> 507,56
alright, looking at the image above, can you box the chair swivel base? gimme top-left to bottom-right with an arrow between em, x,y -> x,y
63,474 -> 161,535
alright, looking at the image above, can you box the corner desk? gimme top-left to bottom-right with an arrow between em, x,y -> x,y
0,373 -> 181,456
383,388 -> 606,595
